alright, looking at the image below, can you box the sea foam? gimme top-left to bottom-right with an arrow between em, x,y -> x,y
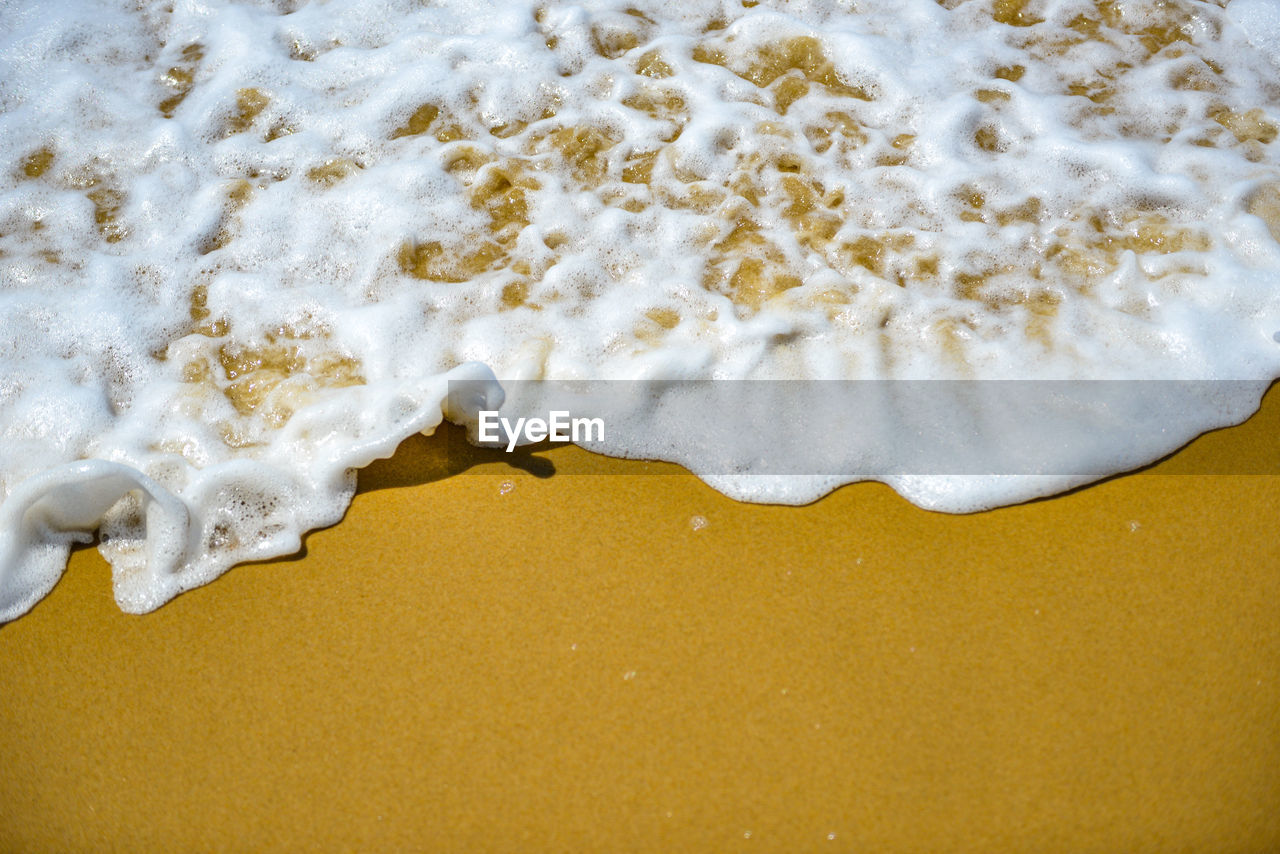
1,0 -> 1278,620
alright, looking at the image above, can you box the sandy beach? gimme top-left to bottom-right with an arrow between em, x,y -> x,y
2,385 -> 1277,851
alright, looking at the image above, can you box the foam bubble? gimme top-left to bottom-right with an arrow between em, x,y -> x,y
1230,0 -> 1280,68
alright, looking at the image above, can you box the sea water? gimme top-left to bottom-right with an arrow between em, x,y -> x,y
1,0 -> 1278,619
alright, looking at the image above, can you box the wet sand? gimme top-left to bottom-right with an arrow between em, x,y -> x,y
1,386 -> 1278,851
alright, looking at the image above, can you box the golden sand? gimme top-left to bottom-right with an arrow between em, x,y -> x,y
1,386 -> 1277,851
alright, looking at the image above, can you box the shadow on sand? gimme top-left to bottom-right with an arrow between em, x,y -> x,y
356,421 -> 558,495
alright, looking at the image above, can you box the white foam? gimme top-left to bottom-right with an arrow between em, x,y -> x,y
1,0 -> 1278,620
1230,0 -> 1280,68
